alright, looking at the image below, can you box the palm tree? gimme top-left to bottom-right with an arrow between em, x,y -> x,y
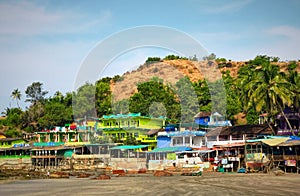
286,66 -> 300,111
11,89 -> 21,108
238,56 -> 295,135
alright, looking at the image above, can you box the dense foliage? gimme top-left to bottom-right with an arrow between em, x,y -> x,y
1,55 -> 299,136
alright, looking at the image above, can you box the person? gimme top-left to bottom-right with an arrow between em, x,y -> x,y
172,160 -> 176,167
213,163 -> 218,172
199,166 -> 203,176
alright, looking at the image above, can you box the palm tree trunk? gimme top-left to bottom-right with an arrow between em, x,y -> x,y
280,110 -> 294,136
265,116 -> 276,135
260,112 -> 276,135
277,103 -> 294,136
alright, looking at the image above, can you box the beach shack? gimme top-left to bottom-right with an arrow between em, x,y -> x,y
30,142 -> 76,168
109,145 -> 148,171
205,124 -> 273,172
146,146 -> 191,170
245,136 -> 300,173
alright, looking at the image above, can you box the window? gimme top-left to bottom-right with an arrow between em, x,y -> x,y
185,137 -> 190,144
173,137 -> 183,145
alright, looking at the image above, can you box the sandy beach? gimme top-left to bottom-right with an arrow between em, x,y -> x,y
1,173 -> 300,196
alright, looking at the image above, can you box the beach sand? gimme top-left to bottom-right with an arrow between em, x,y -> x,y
0,173 -> 300,196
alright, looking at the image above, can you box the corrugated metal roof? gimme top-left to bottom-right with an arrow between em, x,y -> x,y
110,145 -> 149,150
167,130 -> 205,137
33,142 -> 65,147
149,146 -> 192,153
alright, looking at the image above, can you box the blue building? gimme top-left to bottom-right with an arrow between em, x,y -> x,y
194,112 -> 231,130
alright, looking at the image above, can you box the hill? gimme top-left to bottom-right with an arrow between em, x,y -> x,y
111,59 -> 300,102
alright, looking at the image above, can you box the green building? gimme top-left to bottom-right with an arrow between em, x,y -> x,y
98,113 -> 166,151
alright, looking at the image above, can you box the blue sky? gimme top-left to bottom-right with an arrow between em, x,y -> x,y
0,0 -> 300,113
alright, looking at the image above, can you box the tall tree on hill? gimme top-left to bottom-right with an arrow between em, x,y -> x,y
222,70 -> 243,123
72,82 -> 97,118
25,82 -> 48,105
192,79 -> 211,111
95,79 -> 112,117
238,55 -> 295,134
129,77 -> 180,120
11,88 -> 21,108
286,62 -> 300,111
176,77 -> 199,123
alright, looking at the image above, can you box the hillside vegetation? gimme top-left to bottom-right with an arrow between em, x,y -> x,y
1,55 -> 299,135
112,58 -> 300,102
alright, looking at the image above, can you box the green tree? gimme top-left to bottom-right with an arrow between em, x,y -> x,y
129,78 -> 180,120
11,89 -> 21,108
222,70 -> 242,123
38,101 -> 72,128
21,102 -> 44,131
112,99 -> 129,114
175,77 -> 199,123
95,79 -> 112,117
192,79 -> 211,111
3,107 -> 23,127
238,55 -> 295,134
72,83 -> 97,118
286,62 -> 300,111
25,82 -> 48,105
203,53 -> 216,60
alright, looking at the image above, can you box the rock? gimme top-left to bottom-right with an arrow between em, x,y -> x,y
95,174 -> 111,180
272,168 -> 285,176
153,170 -> 173,177
138,168 -> 147,174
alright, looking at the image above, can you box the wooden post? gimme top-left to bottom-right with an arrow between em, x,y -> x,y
296,146 -> 298,174
283,147 -> 286,173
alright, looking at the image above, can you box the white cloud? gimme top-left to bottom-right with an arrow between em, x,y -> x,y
263,25 -> 300,60
266,25 -> 300,41
199,0 -> 254,14
0,1 -> 112,36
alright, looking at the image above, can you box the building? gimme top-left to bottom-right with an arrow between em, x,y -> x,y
0,137 -> 30,158
245,136 -> 300,173
194,112 -> 232,131
98,113 -> 165,151
35,126 -> 92,146
276,108 -> 300,136
205,124 -> 273,172
157,130 -> 206,148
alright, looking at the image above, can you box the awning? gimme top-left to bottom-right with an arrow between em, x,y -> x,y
216,142 -> 245,148
64,150 -> 74,158
175,150 -> 214,154
261,138 -> 289,146
278,140 -> 300,146
147,129 -> 160,135
149,146 -> 192,153
110,145 -> 149,150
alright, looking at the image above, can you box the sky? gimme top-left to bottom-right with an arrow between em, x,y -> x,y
0,0 -> 300,113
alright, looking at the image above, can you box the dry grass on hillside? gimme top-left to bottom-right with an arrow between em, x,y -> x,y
111,59 -> 300,102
